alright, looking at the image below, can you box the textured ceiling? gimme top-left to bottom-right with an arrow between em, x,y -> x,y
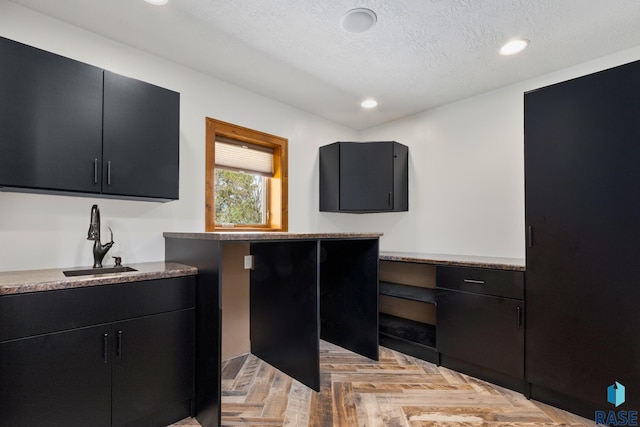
9,0 -> 640,130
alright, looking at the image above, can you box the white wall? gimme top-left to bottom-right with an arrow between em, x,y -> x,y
330,44 -> 640,259
0,3 -> 357,271
2,2 -> 640,271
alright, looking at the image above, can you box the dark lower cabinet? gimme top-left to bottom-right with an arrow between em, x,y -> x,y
437,289 -> 524,389
437,266 -> 525,391
112,310 -> 195,427
0,325 -> 112,427
0,276 -> 196,427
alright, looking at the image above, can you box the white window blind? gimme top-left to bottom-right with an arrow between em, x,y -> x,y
215,138 -> 274,177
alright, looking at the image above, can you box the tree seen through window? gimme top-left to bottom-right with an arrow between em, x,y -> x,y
214,169 -> 265,225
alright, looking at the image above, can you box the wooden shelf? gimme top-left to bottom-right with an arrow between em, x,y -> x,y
380,281 -> 436,305
379,313 -> 436,349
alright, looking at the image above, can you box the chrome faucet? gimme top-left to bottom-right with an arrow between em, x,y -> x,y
87,204 -> 114,268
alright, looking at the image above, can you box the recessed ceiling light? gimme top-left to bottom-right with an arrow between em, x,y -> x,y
361,99 -> 378,109
499,39 -> 529,56
144,0 -> 168,5
341,8 -> 377,33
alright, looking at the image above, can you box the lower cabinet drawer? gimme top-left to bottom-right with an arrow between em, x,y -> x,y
437,266 -> 524,299
437,289 -> 524,379
0,276 -> 196,342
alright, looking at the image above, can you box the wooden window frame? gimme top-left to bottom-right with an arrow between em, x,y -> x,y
206,118 -> 288,232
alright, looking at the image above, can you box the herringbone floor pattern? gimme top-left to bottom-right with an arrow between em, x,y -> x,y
171,341 -> 595,426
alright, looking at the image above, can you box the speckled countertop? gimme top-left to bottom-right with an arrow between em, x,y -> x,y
0,261 -> 197,296
380,251 -> 526,271
163,231 -> 383,240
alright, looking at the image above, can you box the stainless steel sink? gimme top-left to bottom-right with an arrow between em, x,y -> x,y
63,266 -> 137,277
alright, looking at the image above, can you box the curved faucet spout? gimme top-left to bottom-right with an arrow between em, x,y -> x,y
87,205 -> 115,268
87,204 -> 100,241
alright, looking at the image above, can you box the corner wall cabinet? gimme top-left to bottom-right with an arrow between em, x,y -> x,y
379,253 -> 525,391
319,141 -> 408,213
0,276 -> 196,427
0,36 -> 179,201
525,59 -> 640,417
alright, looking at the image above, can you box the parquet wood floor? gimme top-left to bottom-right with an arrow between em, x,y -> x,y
170,340 -> 595,426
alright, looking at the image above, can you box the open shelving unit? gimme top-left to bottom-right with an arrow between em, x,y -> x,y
378,261 -> 439,364
380,281 -> 437,304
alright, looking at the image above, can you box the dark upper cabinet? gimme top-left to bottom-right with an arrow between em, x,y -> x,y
0,36 -> 103,194
319,141 -> 408,213
103,71 -> 180,200
525,59 -> 640,416
0,36 -> 180,201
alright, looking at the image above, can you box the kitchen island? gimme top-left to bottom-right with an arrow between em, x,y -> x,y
164,232 -> 381,427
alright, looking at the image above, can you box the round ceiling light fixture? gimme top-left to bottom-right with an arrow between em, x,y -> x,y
144,0 -> 168,5
499,38 -> 529,56
361,99 -> 378,109
341,8 -> 377,33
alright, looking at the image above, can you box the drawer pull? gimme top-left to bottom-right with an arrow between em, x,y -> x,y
463,279 -> 485,285
517,306 -> 522,327
103,333 -> 109,363
117,330 -> 123,357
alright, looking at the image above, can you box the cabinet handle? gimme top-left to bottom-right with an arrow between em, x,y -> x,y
94,159 -> 98,184
388,192 -> 392,207
463,279 -> 485,285
527,226 -> 533,248
117,330 -> 123,357
103,333 -> 109,363
517,306 -> 522,327
107,161 -> 112,185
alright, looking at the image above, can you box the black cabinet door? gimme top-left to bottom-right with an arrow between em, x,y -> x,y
319,239 -> 379,361
525,60 -> 640,411
0,37 -> 103,193
0,325 -> 112,427
111,309 -> 195,427
250,241 -> 320,391
339,142 -> 394,211
103,71 -> 180,200
437,289 -> 524,379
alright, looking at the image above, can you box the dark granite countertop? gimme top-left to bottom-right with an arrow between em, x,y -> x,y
163,231 -> 383,241
379,251 -> 525,271
0,261 -> 197,295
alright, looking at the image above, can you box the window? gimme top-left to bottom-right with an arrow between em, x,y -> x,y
206,118 -> 288,231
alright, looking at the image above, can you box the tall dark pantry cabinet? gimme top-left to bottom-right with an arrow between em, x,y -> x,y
525,60 -> 640,417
